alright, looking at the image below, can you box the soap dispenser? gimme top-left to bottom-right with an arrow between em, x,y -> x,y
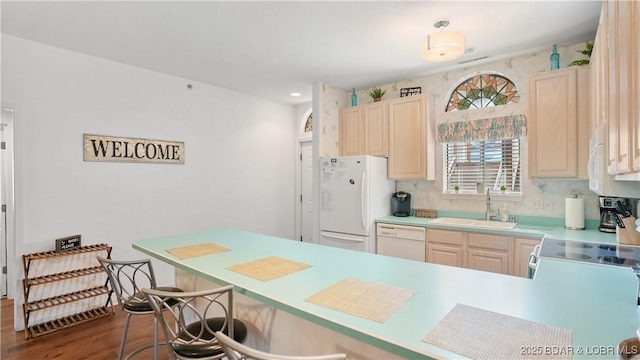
501,203 -> 509,222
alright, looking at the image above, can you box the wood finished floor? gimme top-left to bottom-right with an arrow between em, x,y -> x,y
1,298 -> 171,359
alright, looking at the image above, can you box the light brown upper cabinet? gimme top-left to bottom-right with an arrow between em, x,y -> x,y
363,102 -> 389,157
388,94 -> 435,180
633,0 -> 640,174
528,67 -> 589,178
339,107 -> 364,156
339,102 -> 388,157
598,0 -> 640,176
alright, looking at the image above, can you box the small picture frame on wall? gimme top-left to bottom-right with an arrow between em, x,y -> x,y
400,87 -> 422,97
55,235 -> 81,253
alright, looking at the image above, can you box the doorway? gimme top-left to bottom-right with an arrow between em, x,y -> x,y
1,107 -> 16,298
295,109 -> 313,243
299,141 -> 313,242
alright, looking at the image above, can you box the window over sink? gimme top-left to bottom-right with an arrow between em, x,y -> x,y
444,139 -> 521,193
440,73 -> 524,195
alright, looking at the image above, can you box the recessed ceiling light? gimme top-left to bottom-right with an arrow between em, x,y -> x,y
290,92 -> 302,97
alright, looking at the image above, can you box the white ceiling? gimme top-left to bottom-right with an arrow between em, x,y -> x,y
1,1 -> 602,105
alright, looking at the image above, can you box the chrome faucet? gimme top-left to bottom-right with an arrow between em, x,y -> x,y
485,188 -> 499,220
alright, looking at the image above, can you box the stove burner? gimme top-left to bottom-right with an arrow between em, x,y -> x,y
597,255 -> 626,265
556,252 -> 592,260
555,241 -> 593,249
598,244 -> 634,253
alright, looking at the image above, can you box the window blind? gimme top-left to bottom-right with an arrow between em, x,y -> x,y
444,139 -> 521,193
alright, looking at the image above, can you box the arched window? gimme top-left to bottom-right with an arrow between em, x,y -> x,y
304,113 -> 313,132
446,74 -> 519,112
441,74 -> 523,195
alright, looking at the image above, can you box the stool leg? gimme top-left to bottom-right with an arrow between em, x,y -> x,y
153,316 -> 158,360
119,313 -> 133,360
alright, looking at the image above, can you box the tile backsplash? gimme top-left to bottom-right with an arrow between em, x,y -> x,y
396,179 -> 599,220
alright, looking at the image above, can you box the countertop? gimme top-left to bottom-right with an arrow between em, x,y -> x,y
375,214 -> 618,244
133,228 -> 638,359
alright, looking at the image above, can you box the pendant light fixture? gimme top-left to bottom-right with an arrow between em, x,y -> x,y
422,20 -> 465,62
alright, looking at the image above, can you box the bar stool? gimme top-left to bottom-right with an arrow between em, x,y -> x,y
97,256 -> 183,360
214,331 -> 346,360
143,285 -> 248,360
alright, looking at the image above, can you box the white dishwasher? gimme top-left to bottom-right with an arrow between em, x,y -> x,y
376,223 -> 426,262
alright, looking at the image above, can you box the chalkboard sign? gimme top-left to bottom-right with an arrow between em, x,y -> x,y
400,87 -> 422,97
55,235 -> 81,253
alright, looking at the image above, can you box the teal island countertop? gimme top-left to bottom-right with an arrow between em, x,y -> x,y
376,215 -> 618,244
133,228 -> 638,359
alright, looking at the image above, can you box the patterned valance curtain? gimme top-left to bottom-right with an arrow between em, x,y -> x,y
437,114 -> 527,143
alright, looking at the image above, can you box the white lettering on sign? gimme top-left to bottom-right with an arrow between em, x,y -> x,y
55,235 -> 81,253
83,134 -> 185,164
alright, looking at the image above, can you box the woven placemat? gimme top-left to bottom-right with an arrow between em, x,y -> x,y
423,304 -> 572,359
226,256 -> 311,282
304,278 -> 416,323
166,242 -> 230,260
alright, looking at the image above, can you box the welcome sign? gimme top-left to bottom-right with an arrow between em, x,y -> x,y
83,133 -> 185,164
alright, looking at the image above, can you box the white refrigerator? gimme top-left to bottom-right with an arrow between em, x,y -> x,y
319,155 -> 395,253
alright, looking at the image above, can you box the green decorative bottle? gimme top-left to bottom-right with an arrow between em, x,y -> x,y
550,44 -> 560,70
351,88 -> 357,106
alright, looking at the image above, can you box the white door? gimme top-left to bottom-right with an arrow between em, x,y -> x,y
319,156 -> 368,236
0,117 -> 5,297
300,141 -> 313,243
1,107 -> 15,298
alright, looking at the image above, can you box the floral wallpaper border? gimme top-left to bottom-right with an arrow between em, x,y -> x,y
437,114 -> 527,143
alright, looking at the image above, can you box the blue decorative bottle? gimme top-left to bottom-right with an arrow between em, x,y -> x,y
351,88 -> 357,106
550,44 -> 560,70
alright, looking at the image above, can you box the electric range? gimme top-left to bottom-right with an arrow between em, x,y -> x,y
538,237 -> 640,268
538,237 -> 640,307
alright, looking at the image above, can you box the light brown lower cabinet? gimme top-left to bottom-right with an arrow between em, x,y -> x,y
426,229 -> 464,267
467,232 -> 510,274
426,229 -> 541,277
512,237 -> 542,278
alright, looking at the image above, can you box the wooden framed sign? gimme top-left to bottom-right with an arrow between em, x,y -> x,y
55,235 -> 81,253
83,134 -> 185,164
400,87 -> 422,97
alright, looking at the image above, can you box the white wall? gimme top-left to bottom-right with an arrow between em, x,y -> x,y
2,35 -> 297,310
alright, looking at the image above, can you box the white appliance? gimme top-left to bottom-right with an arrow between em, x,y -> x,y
588,124 -> 638,197
376,224 -> 425,261
319,156 -> 395,252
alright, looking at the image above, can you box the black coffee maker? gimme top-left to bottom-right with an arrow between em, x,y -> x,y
598,196 -> 628,233
392,191 -> 411,217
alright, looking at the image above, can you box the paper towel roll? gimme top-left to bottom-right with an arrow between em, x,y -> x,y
565,197 -> 585,230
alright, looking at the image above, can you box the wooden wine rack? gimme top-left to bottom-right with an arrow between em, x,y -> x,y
22,243 -> 113,339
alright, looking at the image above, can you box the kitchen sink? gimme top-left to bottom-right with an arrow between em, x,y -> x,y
429,217 -> 518,230
469,220 -> 518,230
429,217 -> 475,226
